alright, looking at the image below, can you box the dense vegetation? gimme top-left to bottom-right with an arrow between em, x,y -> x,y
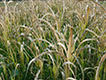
0,0 -> 106,80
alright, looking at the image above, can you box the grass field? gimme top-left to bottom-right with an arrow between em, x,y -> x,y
0,0 -> 106,80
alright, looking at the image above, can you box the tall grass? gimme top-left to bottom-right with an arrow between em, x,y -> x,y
0,0 -> 106,80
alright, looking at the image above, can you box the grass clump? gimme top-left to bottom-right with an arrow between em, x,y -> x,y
0,0 -> 106,80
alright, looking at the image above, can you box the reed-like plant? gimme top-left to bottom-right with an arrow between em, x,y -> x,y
0,0 -> 106,80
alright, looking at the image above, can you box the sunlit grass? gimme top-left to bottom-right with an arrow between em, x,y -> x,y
0,0 -> 106,80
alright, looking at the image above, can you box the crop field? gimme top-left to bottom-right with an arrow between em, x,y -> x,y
0,0 -> 106,80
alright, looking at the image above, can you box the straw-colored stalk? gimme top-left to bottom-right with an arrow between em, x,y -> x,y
65,27 -> 73,78
67,27 -> 73,61
95,53 -> 106,80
